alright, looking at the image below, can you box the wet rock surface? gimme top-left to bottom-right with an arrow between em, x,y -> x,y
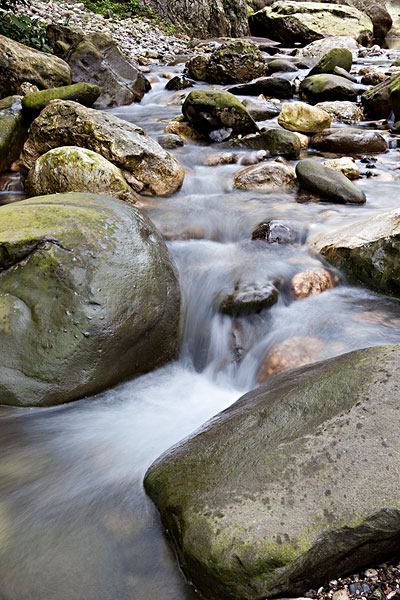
145,344 -> 400,600
296,159 -> 366,204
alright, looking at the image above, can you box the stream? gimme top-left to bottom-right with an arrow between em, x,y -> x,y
1,50 -> 400,599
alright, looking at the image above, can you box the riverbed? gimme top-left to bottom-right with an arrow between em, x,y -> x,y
1,53 -> 400,599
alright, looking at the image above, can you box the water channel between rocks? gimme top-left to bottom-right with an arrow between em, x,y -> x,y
2,54 -> 400,599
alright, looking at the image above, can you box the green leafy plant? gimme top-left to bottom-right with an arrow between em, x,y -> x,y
0,13 -> 52,52
82,0 -> 155,19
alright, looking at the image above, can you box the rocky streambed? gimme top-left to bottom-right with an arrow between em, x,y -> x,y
3,3 -> 400,600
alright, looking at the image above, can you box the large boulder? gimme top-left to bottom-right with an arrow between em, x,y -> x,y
361,74 -> 400,119
19,100 -> 185,196
249,1 -> 373,45
65,32 -> 150,108
0,34 -> 71,98
296,36 -> 360,60
182,89 -> 258,136
300,74 -> 360,103
21,82 -> 101,119
296,158 -> 366,204
310,127 -> 388,154
309,208 -> 400,297
204,39 -> 266,84
140,0 -> 249,37
145,344 -> 400,600
0,96 -> 27,173
278,101 -> 331,134
0,192 -> 180,407
25,146 -> 139,204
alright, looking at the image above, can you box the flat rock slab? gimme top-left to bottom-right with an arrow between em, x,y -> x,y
145,344 -> 400,600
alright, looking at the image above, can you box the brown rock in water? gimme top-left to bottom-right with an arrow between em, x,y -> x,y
233,161 -> 296,191
291,268 -> 335,300
310,128 -> 387,154
257,336 -> 324,383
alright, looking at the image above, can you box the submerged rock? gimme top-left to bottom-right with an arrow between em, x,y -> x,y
309,208 -> 400,297
267,58 -> 298,73
182,89 -> 258,136
218,280 -> 279,316
0,96 -> 26,173
310,128 -> 387,154
19,100 -> 185,196
278,101 -> 331,134
291,268 -> 335,299
296,158 -> 366,204
249,1 -> 373,45
257,335 -> 324,382
25,146 -> 139,203
0,34 -> 71,97
145,343 -> 400,599
0,192 -> 180,406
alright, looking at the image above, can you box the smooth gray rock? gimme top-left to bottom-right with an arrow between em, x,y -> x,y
296,158 -> 366,204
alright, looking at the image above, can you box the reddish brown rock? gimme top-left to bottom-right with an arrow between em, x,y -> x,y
291,268 -> 335,299
257,336 -> 324,383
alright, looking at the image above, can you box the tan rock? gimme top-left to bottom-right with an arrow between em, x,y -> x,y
293,131 -> 309,148
164,120 -> 207,142
233,161 -> 296,191
291,268 -> 335,300
257,336 -> 324,383
278,101 -> 331,134
315,101 -> 364,124
203,152 -> 237,166
323,157 -> 360,179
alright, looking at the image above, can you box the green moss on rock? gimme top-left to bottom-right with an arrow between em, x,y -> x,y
21,83 -> 101,118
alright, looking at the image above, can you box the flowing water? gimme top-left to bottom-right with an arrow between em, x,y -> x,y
2,53 -> 400,599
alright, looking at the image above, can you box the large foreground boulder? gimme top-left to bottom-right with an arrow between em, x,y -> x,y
249,1 -> 373,45
65,32 -> 151,108
145,344 -> 400,600
310,208 -> 400,297
0,34 -> 71,98
0,192 -> 180,407
25,146 -> 139,203
19,100 -> 185,196
0,96 -> 26,172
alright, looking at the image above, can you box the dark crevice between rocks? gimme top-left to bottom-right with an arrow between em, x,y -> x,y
0,237 -> 72,274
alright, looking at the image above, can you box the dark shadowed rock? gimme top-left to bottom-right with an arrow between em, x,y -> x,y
205,39 -> 266,84
0,96 -> 27,173
228,128 -> 301,158
296,158 -> 366,204
228,76 -> 293,99
145,343 -> 400,600
300,74 -> 360,103
361,74 -> 400,119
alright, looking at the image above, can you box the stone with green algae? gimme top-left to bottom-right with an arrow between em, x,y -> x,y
0,96 -> 27,172
0,192 -> 180,407
21,82 -> 101,118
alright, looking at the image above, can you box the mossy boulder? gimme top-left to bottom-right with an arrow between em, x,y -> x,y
21,83 -> 101,119
205,39 -> 266,85
0,96 -> 27,173
66,32 -> 151,108
300,74 -> 360,103
145,344 -> 400,599
19,100 -> 185,196
310,128 -> 387,154
308,48 -> 353,76
361,74 -> 400,119
249,1 -> 373,45
310,208 -> 400,296
185,54 -> 210,81
296,158 -> 366,204
278,101 -> 331,134
25,146 -> 139,203
0,192 -> 180,407
267,58 -> 298,73
182,89 -> 258,136
0,34 -> 71,98
228,128 -> 301,159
